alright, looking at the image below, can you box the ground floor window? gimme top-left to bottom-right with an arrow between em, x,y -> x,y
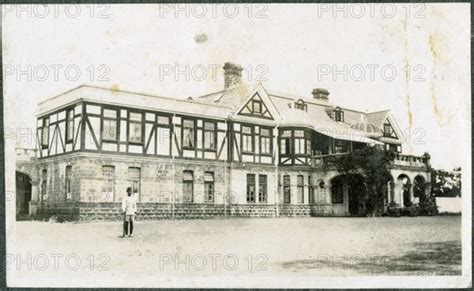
102,165 -> 115,201
204,172 -> 214,202
247,174 -> 256,203
65,165 -> 72,200
183,170 -> 194,202
258,174 -> 267,203
308,176 -> 314,204
297,175 -> 304,203
283,175 -> 291,204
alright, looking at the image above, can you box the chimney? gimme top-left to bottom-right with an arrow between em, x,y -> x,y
223,62 -> 243,89
312,88 -> 329,102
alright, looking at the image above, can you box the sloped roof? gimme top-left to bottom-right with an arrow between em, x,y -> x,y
367,110 -> 390,128
39,83 -> 402,145
38,85 -> 234,119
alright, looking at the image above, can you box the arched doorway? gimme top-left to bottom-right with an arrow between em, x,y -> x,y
413,175 -> 427,201
397,174 -> 412,207
16,171 -> 32,219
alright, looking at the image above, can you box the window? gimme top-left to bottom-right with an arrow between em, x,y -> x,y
157,115 -> 169,125
103,109 -> 118,141
183,119 -> 195,149
283,175 -> 291,204
102,166 -> 115,201
294,130 -> 305,154
42,118 -> 49,147
258,174 -> 267,203
252,100 -> 262,114
129,112 -> 143,143
128,167 -> 140,200
308,176 -> 314,204
41,169 -> 47,201
334,140 -> 350,154
66,110 -> 74,142
260,128 -> 271,154
204,122 -> 216,150
246,174 -> 256,203
183,171 -> 194,202
204,172 -> 214,202
294,100 -> 307,111
383,121 -> 397,138
297,175 -> 304,203
334,107 -> 344,122
65,166 -> 72,199
242,126 -> 253,153
331,181 -> 344,204
280,130 -> 291,154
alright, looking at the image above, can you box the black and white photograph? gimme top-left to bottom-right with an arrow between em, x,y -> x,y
3,3 -> 471,288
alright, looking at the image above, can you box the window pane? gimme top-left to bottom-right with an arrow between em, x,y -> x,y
204,122 -> 215,130
130,112 -> 142,121
260,128 -> 270,136
183,119 -> 194,128
258,174 -> 267,203
204,131 -> 215,149
294,130 -> 304,137
242,126 -> 251,134
246,174 -> 255,203
104,109 -> 117,118
297,175 -> 304,186
129,122 -> 142,142
158,116 -> 169,125
103,119 -> 117,140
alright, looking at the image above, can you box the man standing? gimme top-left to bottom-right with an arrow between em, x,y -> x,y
122,187 -> 137,238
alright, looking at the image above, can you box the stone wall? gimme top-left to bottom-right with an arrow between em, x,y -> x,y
32,201 -> 348,221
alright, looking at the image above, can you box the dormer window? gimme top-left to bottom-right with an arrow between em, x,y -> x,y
252,100 -> 262,114
294,99 -> 307,112
334,107 -> 344,122
383,120 -> 397,138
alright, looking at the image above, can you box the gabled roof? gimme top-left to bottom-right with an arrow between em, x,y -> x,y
367,110 -> 390,128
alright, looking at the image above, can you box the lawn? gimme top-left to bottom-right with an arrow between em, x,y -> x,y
9,216 -> 462,287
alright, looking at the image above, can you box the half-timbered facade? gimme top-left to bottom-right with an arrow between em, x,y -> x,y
24,62 -> 432,220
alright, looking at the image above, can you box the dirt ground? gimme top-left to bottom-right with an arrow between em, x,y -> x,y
9,216 -> 461,287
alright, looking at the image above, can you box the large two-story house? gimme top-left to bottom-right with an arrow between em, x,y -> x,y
17,62 -> 431,220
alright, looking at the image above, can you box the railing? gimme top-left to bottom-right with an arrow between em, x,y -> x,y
311,152 -> 430,168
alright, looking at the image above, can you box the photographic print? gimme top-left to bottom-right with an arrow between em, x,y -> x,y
3,3 -> 471,288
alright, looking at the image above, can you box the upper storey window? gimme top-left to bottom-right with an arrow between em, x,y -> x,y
294,99 -> 307,112
334,107 -> 344,122
383,120 -> 398,138
129,112 -> 143,143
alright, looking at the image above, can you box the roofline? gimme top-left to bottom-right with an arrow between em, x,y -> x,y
39,84 -> 234,110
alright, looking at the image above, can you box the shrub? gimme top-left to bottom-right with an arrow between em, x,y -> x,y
386,202 -> 402,217
402,204 -> 420,217
419,196 -> 439,216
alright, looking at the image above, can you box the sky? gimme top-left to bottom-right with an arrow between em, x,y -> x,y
3,3 -> 471,170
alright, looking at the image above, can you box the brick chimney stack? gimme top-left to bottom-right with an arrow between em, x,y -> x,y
223,62 -> 243,89
312,88 -> 329,102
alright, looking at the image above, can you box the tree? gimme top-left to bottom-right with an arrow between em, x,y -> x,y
333,146 -> 395,216
430,167 -> 461,197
